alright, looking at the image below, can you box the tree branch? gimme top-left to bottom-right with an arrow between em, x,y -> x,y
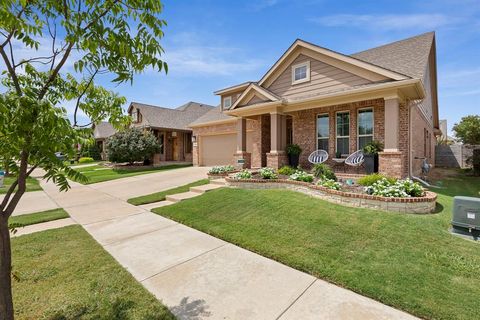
73,68 -> 99,126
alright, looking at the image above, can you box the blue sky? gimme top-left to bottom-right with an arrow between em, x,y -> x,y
3,0 -> 480,135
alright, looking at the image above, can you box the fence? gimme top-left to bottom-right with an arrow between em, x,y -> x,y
435,144 -> 480,168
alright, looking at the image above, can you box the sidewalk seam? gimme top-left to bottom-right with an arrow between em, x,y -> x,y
275,278 -> 317,320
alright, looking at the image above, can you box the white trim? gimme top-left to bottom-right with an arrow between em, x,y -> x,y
291,61 -> 310,85
229,83 -> 279,110
316,113 -> 329,151
357,107 -> 374,149
335,111 -> 350,155
223,96 -> 232,109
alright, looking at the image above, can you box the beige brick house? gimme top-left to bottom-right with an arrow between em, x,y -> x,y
190,32 -> 440,178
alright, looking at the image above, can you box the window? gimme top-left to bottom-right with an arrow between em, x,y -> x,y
223,96 -> 232,109
159,132 -> 164,154
316,114 -> 329,151
131,109 -> 139,123
336,112 -> 350,155
291,61 -> 310,84
357,109 -> 374,150
184,132 -> 192,154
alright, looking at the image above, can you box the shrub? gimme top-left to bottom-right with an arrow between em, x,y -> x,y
234,170 -> 252,180
317,178 -> 342,190
78,157 -> 94,164
365,178 -> 424,198
278,165 -> 295,176
209,165 -> 235,174
82,143 -> 101,160
362,140 -> 384,155
286,144 -> 302,155
289,170 -> 314,183
312,163 -> 336,181
106,128 -> 159,164
260,167 -> 277,179
357,173 -> 397,186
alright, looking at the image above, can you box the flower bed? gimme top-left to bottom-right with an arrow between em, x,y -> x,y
224,177 -> 437,214
207,165 -> 238,178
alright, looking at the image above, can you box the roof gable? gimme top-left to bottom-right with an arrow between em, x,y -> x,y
230,83 -> 280,110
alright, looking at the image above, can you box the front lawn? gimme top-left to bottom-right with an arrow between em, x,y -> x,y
0,176 -> 42,194
9,208 -> 69,227
152,170 -> 480,320
12,225 -> 174,319
127,179 -> 210,205
73,163 -> 192,184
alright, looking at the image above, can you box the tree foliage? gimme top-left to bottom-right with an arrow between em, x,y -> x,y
452,115 -> 480,145
0,1 -> 167,318
106,128 -> 160,164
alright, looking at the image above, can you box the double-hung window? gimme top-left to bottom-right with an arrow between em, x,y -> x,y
357,109 -> 374,149
336,112 -> 350,155
316,114 -> 329,151
291,61 -> 310,84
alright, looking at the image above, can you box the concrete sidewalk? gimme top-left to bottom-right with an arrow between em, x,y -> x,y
40,167 -> 418,320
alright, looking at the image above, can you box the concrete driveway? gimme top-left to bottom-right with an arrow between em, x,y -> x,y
38,166 -> 417,320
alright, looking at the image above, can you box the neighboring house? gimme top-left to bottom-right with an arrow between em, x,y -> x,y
127,101 -> 214,164
93,122 -> 116,160
190,32 -> 440,178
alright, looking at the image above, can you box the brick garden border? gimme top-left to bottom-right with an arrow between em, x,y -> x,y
224,177 -> 437,214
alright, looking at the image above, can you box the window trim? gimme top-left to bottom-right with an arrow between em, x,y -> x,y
223,96 -> 232,109
357,108 -> 374,150
335,111 -> 350,155
316,113 -> 329,151
291,61 -> 311,85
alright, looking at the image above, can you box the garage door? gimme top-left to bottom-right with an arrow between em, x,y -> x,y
200,133 -> 252,166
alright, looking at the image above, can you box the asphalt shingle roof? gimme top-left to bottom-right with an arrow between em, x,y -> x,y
93,122 -> 116,139
189,105 -> 234,126
131,101 -> 215,131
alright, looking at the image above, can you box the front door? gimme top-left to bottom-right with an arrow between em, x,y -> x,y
172,136 -> 178,161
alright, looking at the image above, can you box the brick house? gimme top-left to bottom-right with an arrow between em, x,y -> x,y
95,101 -> 214,164
190,32 -> 440,178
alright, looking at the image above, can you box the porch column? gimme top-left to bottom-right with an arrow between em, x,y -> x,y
379,97 -> 403,178
267,113 -> 288,169
233,117 -> 251,169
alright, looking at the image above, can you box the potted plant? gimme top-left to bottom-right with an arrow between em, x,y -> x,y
335,151 -> 342,159
286,144 -> 302,168
362,140 -> 384,174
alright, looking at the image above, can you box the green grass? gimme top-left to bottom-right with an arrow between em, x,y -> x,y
8,208 -> 69,227
12,225 -> 175,319
73,164 -> 192,184
127,179 -> 210,205
152,170 -> 480,320
0,176 -> 42,194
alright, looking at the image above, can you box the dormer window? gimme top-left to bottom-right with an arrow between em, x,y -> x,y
292,61 -> 310,84
131,108 -> 140,123
223,96 -> 232,109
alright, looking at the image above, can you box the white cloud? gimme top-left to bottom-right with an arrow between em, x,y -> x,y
309,14 -> 455,30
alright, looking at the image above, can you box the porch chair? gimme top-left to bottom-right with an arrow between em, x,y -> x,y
308,149 -> 329,165
345,150 -> 364,172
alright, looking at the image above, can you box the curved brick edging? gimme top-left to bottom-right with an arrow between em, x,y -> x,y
224,178 -> 437,214
207,170 -> 239,179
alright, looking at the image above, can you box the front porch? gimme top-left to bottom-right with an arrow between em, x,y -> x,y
233,97 -> 407,178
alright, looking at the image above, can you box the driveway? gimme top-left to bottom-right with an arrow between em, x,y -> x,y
39,166 -> 417,320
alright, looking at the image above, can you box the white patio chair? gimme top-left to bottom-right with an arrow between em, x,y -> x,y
345,150 -> 364,172
308,149 -> 329,165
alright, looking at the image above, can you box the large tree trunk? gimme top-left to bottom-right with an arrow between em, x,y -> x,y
0,214 -> 13,320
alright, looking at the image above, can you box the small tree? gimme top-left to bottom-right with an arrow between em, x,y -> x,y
452,115 -> 480,145
106,128 -> 160,164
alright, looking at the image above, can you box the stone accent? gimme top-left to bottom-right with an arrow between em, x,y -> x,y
378,151 -> 403,178
233,151 -> 251,169
266,152 -> 289,169
225,178 -> 437,214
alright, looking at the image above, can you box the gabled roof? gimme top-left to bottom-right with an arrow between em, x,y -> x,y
128,101 -> 215,131
351,32 -> 434,79
93,122 -> 116,139
229,83 -> 280,110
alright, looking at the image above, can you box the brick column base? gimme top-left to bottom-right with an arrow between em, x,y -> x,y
233,151 -> 251,169
378,151 -> 403,178
266,152 -> 289,169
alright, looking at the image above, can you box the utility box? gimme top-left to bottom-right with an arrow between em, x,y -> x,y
452,196 -> 480,232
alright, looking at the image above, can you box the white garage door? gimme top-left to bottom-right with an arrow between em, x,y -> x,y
200,133 -> 252,166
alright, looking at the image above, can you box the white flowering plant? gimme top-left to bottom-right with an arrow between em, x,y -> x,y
234,169 -> 252,180
365,178 -> 424,198
259,167 -> 278,179
317,178 -> 342,190
289,170 -> 314,183
209,165 -> 235,174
